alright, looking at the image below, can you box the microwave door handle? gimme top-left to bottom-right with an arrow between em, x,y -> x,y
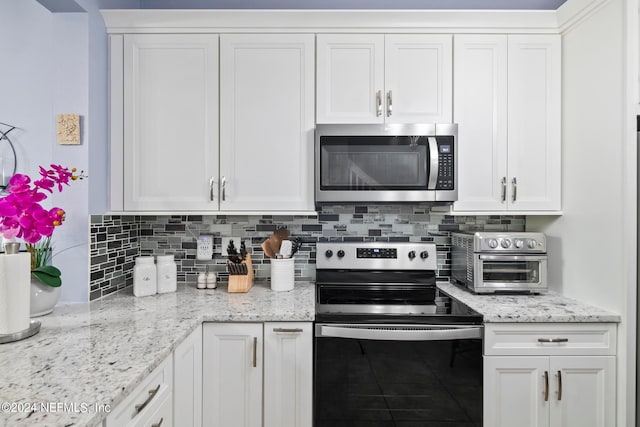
427,136 -> 439,190
317,324 -> 483,341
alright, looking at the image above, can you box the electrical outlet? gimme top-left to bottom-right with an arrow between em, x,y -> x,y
221,237 -> 242,254
196,235 -> 214,260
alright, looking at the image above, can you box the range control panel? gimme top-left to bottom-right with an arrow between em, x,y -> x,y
317,242 -> 437,271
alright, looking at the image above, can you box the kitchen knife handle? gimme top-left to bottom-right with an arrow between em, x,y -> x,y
376,90 -> 382,117
252,337 -> 258,368
544,371 -> 549,402
557,370 -> 562,401
209,177 -> 216,201
501,177 -> 507,203
512,177 -> 517,202
387,90 -> 393,117
221,176 -> 227,201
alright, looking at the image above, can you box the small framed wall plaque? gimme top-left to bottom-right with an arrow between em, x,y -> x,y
56,114 -> 80,145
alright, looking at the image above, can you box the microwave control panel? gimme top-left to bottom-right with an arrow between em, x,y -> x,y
436,137 -> 455,190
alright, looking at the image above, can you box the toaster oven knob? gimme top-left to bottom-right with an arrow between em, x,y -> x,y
408,250 -> 416,260
337,250 -> 345,258
501,239 -> 512,249
325,250 -> 333,258
527,239 -> 538,249
514,239 -> 524,249
420,251 -> 429,259
487,239 -> 499,249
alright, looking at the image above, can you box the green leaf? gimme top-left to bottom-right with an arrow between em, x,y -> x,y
32,266 -> 62,287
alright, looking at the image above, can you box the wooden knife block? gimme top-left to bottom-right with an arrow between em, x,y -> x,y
227,253 -> 254,293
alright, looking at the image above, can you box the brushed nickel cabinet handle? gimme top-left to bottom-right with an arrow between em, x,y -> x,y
151,418 -> 164,427
512,177 -> 517,202
387,90 -> 393,117
544,371 -> 549,402
557,370 -> 562,401
252,337 -> 257,368
538,338 -> 569,343
273,328 -> 303,333
376,90 -> 382,117
221,176 -> 227,201
209,177 -> 216,201
501,177 -> 507,203
135,384 -> 161,413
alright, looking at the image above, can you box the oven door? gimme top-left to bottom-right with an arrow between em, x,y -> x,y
474,254 -> 547,292
314,323 -> 483,426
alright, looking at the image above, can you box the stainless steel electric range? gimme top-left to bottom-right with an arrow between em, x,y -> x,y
314,241 -> 483,427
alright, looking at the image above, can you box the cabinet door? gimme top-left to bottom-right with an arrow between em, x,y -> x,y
507,35 -> 561,211
123,34 -> 219,211
202,323 -> 262,427
316,34 -> 384,123
174,324 -> 202,427
549,356 -> 615,427
263,322 -> 313,427
452,35 -> 508,212
385,34 -> 452,123
484,356 -> 550,427
219,34 -> 314,211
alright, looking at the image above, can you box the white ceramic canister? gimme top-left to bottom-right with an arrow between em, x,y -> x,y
156,255 -> 177,294
270,258 -> 294,292
133,256 -> 157,297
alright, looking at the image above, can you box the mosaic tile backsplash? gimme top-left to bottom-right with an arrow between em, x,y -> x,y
89,206 -> 525,301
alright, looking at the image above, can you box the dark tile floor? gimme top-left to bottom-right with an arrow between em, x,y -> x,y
315,338 -> 482,427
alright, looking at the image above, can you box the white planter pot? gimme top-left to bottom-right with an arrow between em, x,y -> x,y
30,279 -> 60,317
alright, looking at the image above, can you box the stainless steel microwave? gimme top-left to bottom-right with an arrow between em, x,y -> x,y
315,123 -> 457,204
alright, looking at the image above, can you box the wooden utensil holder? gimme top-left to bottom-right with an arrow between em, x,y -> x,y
227,253 -> 254,293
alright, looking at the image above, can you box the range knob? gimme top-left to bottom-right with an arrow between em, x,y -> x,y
487,239 -> 499,249
337,250 -> 345,258
325,250 -> 333,258
514,239 -> 524,249
408,250 -> 416,260
501,239 -> 512,249
527,239 -> 538,249
420,251 -> 429,259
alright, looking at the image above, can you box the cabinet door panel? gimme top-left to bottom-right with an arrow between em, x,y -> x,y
203,323 -> 262,427
264,323 -> 313,427
174,324 -> 202,427
484,356 -> 549,427
507,35 -> 561,211
316,34 -> 384,123
549,356 -> 615,427
220,34 -> 314,211
385,34 -> 452,123
453,35 -> 508,212
123,34 -> 219,211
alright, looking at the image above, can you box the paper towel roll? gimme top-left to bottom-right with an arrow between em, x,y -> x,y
0,253 -> 31,335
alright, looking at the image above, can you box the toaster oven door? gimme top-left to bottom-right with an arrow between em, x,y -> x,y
474,254 -> 547,292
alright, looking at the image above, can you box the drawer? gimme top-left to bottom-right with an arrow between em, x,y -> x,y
484,323 -> 616,356
105,354 -> 173,427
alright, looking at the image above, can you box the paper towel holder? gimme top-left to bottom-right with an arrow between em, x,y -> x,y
0,320 -> 41,344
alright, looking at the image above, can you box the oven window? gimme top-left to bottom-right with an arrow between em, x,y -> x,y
318,285 -> 436,306
320,136 -> 428,190
482,260 -> 540,283
314,337 -> 482,426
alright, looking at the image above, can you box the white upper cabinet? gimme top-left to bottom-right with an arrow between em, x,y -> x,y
316,34 -> 452,124
219,34 -> 315,211
122,34 -> 219,211
453,34 -> 561,213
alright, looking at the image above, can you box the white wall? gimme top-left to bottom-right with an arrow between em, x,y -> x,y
528,0 -> 636,425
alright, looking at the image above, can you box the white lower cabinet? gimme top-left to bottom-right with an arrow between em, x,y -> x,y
483,323 -> 616,427
174,324 -> 203,427
202,322 -> 312,427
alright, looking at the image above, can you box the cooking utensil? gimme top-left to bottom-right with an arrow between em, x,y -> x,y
290,237 -> 302,257
279,240 -> 293,258
261,239 -> 276,258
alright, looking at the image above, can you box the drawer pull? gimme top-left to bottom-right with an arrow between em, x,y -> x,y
152,418 -> 164,427
537,338 -> 569,343
557,370 -> 562,401
253,337 -> 257,368
273,328 -> 303,333
544,371 -> 549,402
134,384 -> 161,413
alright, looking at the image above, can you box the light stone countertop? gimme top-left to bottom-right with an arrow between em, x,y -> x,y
437,281 -> 621,323
0,281 -> 315,427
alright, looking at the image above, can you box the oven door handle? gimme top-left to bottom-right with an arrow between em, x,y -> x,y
316,324 -> 483,341
478,254 -> 547,261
